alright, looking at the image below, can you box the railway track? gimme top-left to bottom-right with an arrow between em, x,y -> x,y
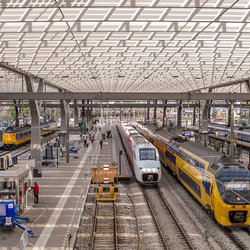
142,185 -> 195,250
90,201 -> 118,250
225,229 -> 250,250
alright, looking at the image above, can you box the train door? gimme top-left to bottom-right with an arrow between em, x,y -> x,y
210,185 -> 214,211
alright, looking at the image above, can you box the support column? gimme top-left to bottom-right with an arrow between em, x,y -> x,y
13,100 -> 20,126
60,91 -> 70,163
25,75 -> 42,177
162,100 -> 167,127
229,101 -> 235,160
81,100 -> 86,118
199,100 -> 209,146
146,101 -> 150,120
153,100 -> 157,121
245,80 -> 250,92
177,101 -> 182,129
199,89 -> 212,146
74,100 -> 78,127
193,106 -> 196,126
37,80 -> 46,122
227,101 -> 231,127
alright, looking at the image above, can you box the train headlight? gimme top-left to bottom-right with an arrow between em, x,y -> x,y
139,167 -> 143,172
157,167 -> 161,173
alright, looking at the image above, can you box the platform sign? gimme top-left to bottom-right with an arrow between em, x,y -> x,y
182,131 -> 194,137
216,131 -> 228,137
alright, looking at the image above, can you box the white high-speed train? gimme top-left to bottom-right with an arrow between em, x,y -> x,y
118,124 -> 161,184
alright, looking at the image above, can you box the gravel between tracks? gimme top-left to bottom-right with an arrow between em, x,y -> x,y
161,167 -> 248,250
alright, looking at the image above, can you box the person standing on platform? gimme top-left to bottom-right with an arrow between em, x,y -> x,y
91,131 -> 95,143
32,182 -> 40,204
100,139 -> 103,149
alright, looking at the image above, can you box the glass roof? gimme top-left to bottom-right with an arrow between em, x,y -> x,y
0,0 -> 250,92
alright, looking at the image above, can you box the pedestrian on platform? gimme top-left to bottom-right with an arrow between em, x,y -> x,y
32,182 -> 40,204
102,132 -> 106,141
100,139 -> 103,149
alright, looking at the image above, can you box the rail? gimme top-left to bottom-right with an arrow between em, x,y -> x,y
142,185 -> 195,250
141,185 -> 169,250
125,185 -> 141,250
89,201 -> 118,250
224,229 -> 249,250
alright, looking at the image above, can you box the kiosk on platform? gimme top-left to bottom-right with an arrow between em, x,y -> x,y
0,160 -> 35,213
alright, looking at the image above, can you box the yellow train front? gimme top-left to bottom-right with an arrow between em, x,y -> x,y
2,125 -> 32,148
136,124 -> 250,227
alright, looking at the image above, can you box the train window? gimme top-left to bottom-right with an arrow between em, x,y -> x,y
139,148 -> 156,161
211,164 -> 220,171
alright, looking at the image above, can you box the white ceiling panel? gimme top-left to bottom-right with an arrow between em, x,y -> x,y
0,0 -> 249,93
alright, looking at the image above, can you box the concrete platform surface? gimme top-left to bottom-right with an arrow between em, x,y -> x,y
0,124 -> 129,250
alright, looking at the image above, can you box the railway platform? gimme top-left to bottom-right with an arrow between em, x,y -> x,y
0,124 -> 129,249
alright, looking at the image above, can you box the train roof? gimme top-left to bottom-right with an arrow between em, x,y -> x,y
181,141 -> 221,158
4,125 -> 31,133
131,134 -> 149,145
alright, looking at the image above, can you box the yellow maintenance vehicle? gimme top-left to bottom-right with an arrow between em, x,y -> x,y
91,165 -> 131,201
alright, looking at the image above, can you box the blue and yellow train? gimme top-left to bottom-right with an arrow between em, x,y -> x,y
2,120 -> 57,149
136,124 -> 250,227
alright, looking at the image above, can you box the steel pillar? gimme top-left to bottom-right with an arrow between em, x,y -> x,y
229,101 -> 235,160
60,91 -> 70,163
37,80 -> 46,122
146,101 -> 150,120
81,100 -> 86,118
13,100 -> 20,126
153,100 -> 157,121
177,101 -> 182,129
199,89 -> 212,146
199,100 -> 209,146
193,106 -> 196,126
162,100 -> 167,127
74,100 -> 78,127
25,75 -> 42,177
245,80 -> 250,92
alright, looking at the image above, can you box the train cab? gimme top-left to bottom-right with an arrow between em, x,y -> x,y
132,137 -> 161,184
211,163 -> 250,226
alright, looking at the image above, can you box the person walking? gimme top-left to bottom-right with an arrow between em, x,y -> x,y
32,182 -> 40,204
100,139 -> 103,149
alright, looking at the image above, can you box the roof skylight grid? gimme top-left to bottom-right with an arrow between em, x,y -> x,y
0,0 -> 249,93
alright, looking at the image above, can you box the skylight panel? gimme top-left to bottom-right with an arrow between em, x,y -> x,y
83,8 -> 110,20
220,9 -> 249,22
110,8 -> 139,21
1,33 -> 21,40
137,9 -> 166,21
165,8 -> 196,21
60,8 -> 83,21
192,9 -> 223,21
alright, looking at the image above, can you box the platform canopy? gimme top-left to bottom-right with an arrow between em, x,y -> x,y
0,0 -> 250,94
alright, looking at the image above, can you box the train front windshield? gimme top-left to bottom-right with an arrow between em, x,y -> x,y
139,148 -> 156,161
216,167 -> 250,205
